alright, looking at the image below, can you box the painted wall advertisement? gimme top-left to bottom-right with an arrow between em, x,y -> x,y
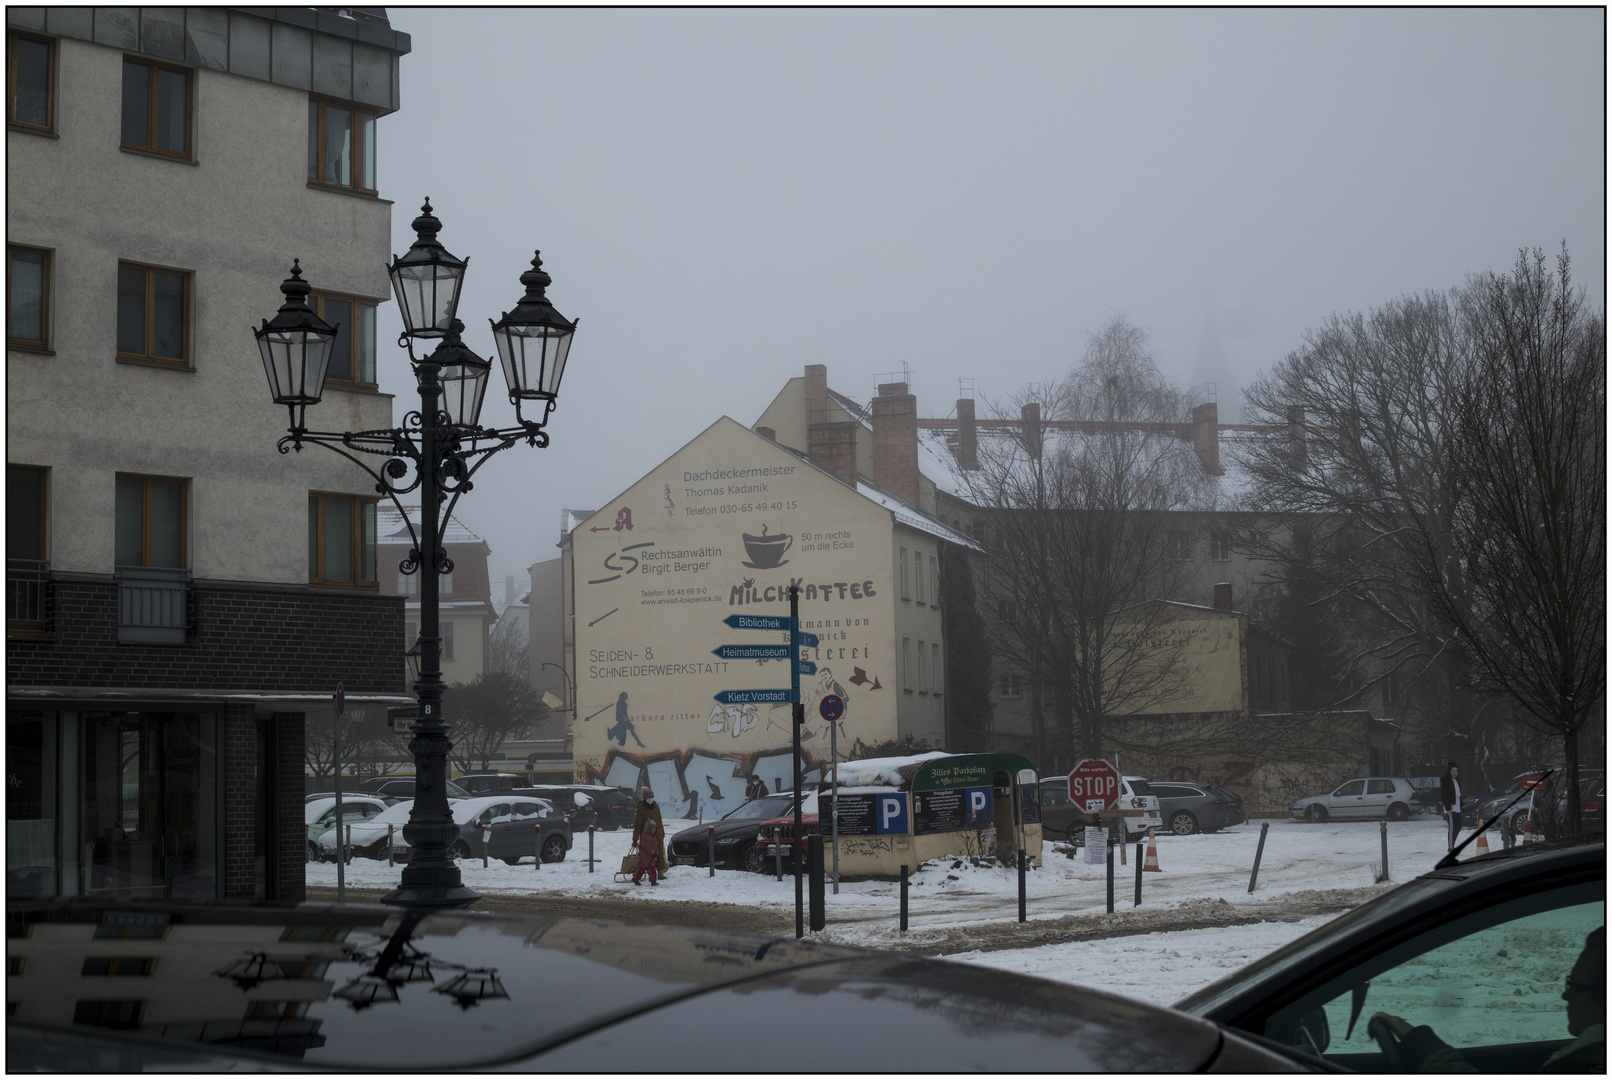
572,418 -> 899,817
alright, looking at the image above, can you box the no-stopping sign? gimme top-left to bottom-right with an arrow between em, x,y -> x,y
1068,759 -> 1120,813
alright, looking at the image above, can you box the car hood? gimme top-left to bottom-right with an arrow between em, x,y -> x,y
6,902 -> 1291,1072
670,817 -> 785,843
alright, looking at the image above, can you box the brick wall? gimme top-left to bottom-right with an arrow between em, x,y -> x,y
8,580 -> 406,694
872,382 -> 919,505
223,702 -> 257,900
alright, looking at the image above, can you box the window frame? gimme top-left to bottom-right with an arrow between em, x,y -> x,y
902,637 -> 912,691
7,31 -> 55,134
928,555 -> 939,607
1169,529 -> 1192,561
7,463 -> 49,634
115,261 -> 191,367
307,492 -> 378,590
307,96 -> 378,196
7,244 -> 51,351
120,55 -> 193,160
114,473 -> 189,569
309,291 -> 379,390
899,547 -> 909,600
931,642 -> 942,694
1210,531 -> 1231,562
916,638 -> 927,694
1000,673 -> 1022,699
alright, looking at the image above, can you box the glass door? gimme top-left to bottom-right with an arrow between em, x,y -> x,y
83,711 -> 216,900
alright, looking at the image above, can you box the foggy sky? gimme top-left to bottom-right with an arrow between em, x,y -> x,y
369,7 -> 1605,599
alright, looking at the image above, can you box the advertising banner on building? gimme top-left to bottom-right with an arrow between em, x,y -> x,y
572,418 -> 901,817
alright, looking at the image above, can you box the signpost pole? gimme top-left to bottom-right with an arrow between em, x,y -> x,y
333,685 -> 345,905
830,705 -> 839,894
791,585 -> 804,941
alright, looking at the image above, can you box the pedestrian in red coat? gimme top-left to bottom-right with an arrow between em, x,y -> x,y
631,818 -> 660,885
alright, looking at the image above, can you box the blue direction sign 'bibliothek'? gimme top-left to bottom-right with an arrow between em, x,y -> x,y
715,614 -> 817,706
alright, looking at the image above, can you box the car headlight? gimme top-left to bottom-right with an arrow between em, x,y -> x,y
716,837 -> 739,845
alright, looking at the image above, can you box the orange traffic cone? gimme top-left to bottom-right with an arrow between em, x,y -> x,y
1474,831 -> 1489,856
1142,827 -> 1163,872
1521,815 -> 1535,845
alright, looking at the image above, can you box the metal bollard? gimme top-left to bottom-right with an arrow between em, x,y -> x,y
1248,820 -> 1270,893
388,824 -> 394,867
1106,828 -> 1115,914
1134,841 -> 1144,906
1017,849 -> 1027,923
899,864 -> 909,932
708,826 -> 716,878
535,824 -> 542,871
482,824 -> 490,868
345,823 -> 352,864
808,834 -> 825,931
587,825 -> 595,873
773,827 -> 783,882
1379,819 -> 1389,882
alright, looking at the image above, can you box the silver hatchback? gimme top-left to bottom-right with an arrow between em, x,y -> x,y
1291,777 -> 1419,822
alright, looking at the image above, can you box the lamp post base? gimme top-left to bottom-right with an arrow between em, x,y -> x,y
379,882 -> 482,910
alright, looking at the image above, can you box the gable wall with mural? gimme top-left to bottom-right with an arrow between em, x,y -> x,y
570,418 -> 905,817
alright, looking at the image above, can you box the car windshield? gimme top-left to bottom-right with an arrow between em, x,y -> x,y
721,797 -> 794,822
445,780 -> 470,799
1126,778 -> 1155,797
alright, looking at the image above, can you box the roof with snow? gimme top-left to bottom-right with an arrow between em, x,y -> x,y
823,751 -> 953,789
377,504 -> 488,548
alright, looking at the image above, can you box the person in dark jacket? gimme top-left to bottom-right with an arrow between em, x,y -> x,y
1439,763 -> 1463,851
631,787 -> 668,875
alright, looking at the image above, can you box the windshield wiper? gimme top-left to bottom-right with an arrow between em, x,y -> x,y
1435,769 -> 1554,870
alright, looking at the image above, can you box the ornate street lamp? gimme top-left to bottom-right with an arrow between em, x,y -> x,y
256,201 -> 577,909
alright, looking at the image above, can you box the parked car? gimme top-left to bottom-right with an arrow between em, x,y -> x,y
1290,777 -> 1418,822
1209,784 -> 1248,826
1149,782 -> 1237,835
456,772 -> 524,796
516,784 -> 637,832
1503,771 -> 1608,839
8,901 -> 1318,1071
304,796 -> 390,861
750,801 -> 821,874
318,799 -> 415,861
1037,775 -> 1163,843
448,795 -> 572,865
1177,836 -> 1604,1071
354,776 -> 471,804
669,795 -> 799,870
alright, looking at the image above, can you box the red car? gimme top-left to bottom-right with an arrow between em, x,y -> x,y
748,810 -> 819,873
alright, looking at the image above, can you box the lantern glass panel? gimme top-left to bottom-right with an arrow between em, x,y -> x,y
258,327 -> 333,405
390,262 -> 463,338
439,359 -> 490,428
494,324 -> 573,401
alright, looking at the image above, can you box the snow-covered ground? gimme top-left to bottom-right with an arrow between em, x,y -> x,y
307,815 -> 1464,1004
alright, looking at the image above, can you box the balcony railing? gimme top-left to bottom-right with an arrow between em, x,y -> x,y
117,566 -> 190,644
7,558 -> 49,632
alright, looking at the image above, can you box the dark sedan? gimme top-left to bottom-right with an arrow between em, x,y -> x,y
1176,836 -> 1604,1071
1151,782 -> 1238,835
8,900 -> 1318,1071
669,795 -> 796,870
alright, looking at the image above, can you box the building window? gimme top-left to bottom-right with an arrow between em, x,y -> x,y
72,1000 -> 143,1029
7,32 -> 53,132
931,642 -> 942,694
121,57 -> 190,158
902,637 -> 912,690
311,293 -> 378,388
398,571 -> 414,596
899,547 -> 909,600
307,494 -> 377,588
1210,532 -> 1231,562
308,98 -> 377,194
998,599 -> 1018,624
8,464 -> 47,632
442,620 -> 454,661
1169,530 -> 1192,561
1383,670 -> 1401,706
115,475 -> 186,568
928,556 -> 939,607
913,550 -> 924,603
8,245 -> 49,349
916,639 -> 927,694
116,262 -> 189,365
999,674 -> 1022,699
1252,532 -> 1271,558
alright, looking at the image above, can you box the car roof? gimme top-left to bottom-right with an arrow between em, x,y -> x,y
305,796 -> 386,821
6,901 -> 1278,1072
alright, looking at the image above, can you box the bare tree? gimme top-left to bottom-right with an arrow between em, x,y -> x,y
1441,247 -> 1605,831
963,316 -> 1210,771
444,671 -> 550,774
305,709 -> 392,783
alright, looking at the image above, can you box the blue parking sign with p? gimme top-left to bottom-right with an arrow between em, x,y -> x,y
875,793 -> 909,835
965,786 -> 993,826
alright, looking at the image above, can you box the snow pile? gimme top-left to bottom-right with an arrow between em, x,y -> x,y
824,751 -> 952,789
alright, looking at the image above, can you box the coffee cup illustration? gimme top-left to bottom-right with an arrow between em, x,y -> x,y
741,526 -> 793,569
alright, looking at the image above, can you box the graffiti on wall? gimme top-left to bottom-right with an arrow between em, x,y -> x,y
583,746 -> 825,820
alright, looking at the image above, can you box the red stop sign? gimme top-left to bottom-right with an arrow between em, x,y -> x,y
1068,759 -> 1120,812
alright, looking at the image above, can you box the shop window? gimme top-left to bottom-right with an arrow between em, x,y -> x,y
308,493 -> 377,588
115,475 -> 186,568
120,57 -> 190,158
8,32 -> 54,132
8,464 -> 48,632
308,98 -> 377,194
8,244 -> 50,349
310,292 -> 377,388
116,262 -> 190,366
6,711 -> 57,899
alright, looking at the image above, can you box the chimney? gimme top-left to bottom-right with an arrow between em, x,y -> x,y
1213,581 -> 1233,611
872,381 -> 919,505
804,364 -> 858,487
956,398 -> 978,470
1192,402 -> 1222,475
1287,405 -> 1307,469
1020,402 -> 1042,459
